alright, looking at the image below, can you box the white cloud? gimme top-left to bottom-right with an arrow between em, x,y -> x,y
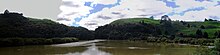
174,0 -> 216,12
169,0 -> 220,21
58,0 -> 120,26
92,0 -> 118,5
58,0 -> 220,30
76,0 -> 173,30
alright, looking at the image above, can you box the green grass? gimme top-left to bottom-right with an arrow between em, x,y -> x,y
204,28 -> 220,38
111,18 -> 160,25
185,21 -> 220,38
204,21 -> 220,27
180,28 -> 197,35
110,18 -> 220,38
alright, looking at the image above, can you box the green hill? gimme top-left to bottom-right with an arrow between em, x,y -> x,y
0,11 -> 94,40
95,17 -> 220,39
110,18 -> 160,25
0,10 -> 95,46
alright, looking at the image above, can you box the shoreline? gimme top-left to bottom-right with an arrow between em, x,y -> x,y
51,39 -> 214,48
51,40 -> 105,47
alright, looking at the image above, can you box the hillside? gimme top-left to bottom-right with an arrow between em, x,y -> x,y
0,10 -> 94,40
95,16 -> 220,40
110,18 -> 160,25
0,10 -> 96,46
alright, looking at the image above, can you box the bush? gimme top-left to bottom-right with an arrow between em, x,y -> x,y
0,37 -> 78,47
214,39 -> 220,52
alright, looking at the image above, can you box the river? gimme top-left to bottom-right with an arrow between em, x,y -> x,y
0,40 -> 198,55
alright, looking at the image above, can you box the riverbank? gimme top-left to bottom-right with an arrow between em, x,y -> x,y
0,37 -> 216,47
51,39 -> 214,49
126,37 -> 215,46
0,37 -> 78,47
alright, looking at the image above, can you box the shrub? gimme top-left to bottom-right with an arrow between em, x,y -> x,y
0,37 -> 78,47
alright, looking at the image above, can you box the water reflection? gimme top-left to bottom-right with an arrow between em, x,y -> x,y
0,40 -> 197,55
57,43 -> 111,55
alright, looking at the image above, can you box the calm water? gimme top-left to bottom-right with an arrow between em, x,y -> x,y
0,40 -> 198,55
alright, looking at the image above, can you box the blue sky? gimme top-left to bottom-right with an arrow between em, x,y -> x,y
58,0 -> 220,30
160,0 -> 180,8
72,0 -> 121,26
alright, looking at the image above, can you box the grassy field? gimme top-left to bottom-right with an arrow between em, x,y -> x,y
110,18 -> 220,38
111,18 -> 160,25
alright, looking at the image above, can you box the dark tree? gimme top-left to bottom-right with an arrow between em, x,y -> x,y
205,18 -> 208,21
215,31 -> 219,37
209,19 -> 214,21
150,16 -> 154,19
169,35 -> 175,40
156,28 -> 162,35
139,20 -> 145,24
203,32 -> 208,38
218,33 -> 220,38
160,15 -> 171,24
164,31 -> 169,35
200,25 -> 205,29
196,29 -> 203,38
217,32 -> 220,38
180,21 -> 187,25
187,24 -> 190,28
179,33 -> 184,37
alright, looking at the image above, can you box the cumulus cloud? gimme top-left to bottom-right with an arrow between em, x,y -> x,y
167,0 -> 220,21
58,0 -> 220,30
76,0 -> 172,30
97,15 -> 112,20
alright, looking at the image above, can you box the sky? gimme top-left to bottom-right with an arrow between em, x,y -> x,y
0,0 -> 61,20
1,0 -> 220,30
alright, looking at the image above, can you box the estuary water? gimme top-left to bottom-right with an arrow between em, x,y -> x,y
0,40 -> 198,55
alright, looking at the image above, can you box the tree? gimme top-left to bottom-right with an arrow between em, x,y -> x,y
205,18 -> 208,21
169,35 -> 175,40
209,19 -> 214,21
214,39 -> 220,52
196,29 -> 203,38
215,31 -> 219,38
160,15 -> 171,24
203,32 -> 208,38
164,31 -> 169,35
187,24 -> 190,28
150,16 -> 154,19
218,32 -> 220,38
4,9 -> 9,14
179,33 -> 184,37
156,28 -> 162,35
180,21 -> 187,25
200,25 -> 205,29
139,20 -> 145,24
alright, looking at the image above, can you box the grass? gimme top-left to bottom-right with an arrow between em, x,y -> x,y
111,18 -> 160,25
204,28 -> 220,38
110,18 -> 220,38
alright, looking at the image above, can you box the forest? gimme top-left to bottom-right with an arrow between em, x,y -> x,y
0,10 -> 94,47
